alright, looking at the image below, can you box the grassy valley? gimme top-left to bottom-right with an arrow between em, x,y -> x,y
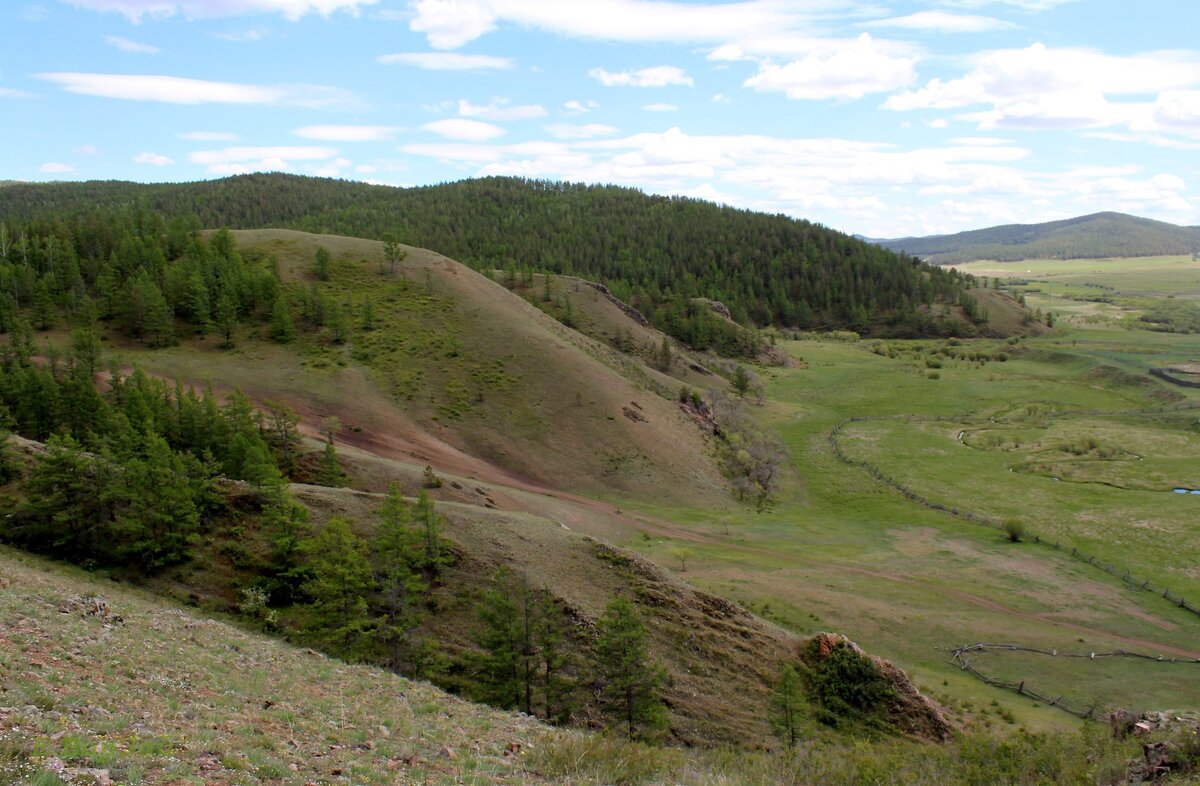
2,190 -> 1200,783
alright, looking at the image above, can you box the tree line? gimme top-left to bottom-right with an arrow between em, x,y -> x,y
0,174 -> 984,349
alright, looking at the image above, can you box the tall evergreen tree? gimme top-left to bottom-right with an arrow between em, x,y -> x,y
594,595 -> 668,741
303,517 -> 374,655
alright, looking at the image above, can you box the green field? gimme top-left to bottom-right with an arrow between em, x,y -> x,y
611,308 -> 1200,729
956,255 -> 1200,333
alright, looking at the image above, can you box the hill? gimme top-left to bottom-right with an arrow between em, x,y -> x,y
0,173 -> 984,340
879,212 -> 1200,264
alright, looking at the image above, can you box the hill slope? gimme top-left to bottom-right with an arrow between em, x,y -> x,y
880,212 -> 1200,264
0,173 -> 979,338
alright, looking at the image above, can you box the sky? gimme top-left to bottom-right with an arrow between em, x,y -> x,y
3,0 -> 1199,238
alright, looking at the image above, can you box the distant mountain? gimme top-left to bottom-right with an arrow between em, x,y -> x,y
878,212 -> 1200,264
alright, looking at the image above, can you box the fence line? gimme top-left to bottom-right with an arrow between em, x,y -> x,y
827,411 -> 1200,620
951,643 -> 1200,720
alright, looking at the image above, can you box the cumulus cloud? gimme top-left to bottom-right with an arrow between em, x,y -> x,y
74,144 -> 101,155
133,151 -> 174,165
422,118 -> 506,141
63,0 -> 379,23
885,43 -> 1200,134
293,125 -> 400,141
104,35 -> 160,54
744,34 -> 917,100
37,72 -> 354,108
563,99 -> 598,113
589,66 -> 692,88
376,52 -> 513,70
39,162 -> 76,174
643,103 -> 678,112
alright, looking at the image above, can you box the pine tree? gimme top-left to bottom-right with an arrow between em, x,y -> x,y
115,431 -> 200,570
214,289 -> 238,348
656,336 -> 672,372
318,441 -> 345,487
304,517 -> 374,655
371,483 -> 425,670
770,664 -> 804,749
270,296 -> 296,343
412,489 -> 447,577
475,568 -> 526,710
314,245 -> 332,281
594,596 -> 668,741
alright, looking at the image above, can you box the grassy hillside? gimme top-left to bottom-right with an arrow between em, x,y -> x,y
4,545 -> 1180,786
0,174 -> 986,339
880,212 -> 1200,264
107,228 -> 726,506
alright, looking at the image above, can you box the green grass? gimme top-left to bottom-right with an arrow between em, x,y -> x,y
605,324 -> 1200,729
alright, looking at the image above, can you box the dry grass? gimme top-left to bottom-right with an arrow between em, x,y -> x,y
0,546 -> 554,785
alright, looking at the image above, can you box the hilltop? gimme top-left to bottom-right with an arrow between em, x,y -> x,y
879,212 -> 1200,264
0,173 -> 988,340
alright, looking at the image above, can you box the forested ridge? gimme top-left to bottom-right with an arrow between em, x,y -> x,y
0,174 -> 982,342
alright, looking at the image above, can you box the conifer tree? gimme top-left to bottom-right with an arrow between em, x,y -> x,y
318,441 -> 345,487
371,483 -> 425,669
270,296 -> 296,343
214,289 -> 238,348
594,595 -> 668,741
770,664 -> 804,749
303,517 -> 374,655
412,489 -> 446,578
314,245 -> 332,281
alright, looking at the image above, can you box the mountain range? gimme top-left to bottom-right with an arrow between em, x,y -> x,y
877,211 -> 1200,264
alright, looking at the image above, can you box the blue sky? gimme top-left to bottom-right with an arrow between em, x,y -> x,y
3,0 -> 1199,238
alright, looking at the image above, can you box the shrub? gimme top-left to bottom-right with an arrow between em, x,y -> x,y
1004,519 -> 1025,543
927,372 -> 940,380
807,640 -> 894,726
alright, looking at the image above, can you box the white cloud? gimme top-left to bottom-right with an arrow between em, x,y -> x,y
104,35 -> 160,54
179,130 -> 240,141
37,72 -> 354,108
294,124 -> 400,141
643,103 -> 678,112
1155,90 -> 1200,128
589,66 -> 692,88
563,99 -> 598,113
39,162 -> 75,173
395,124 -> 1199,234
74,144 -> 101,155
744,34 -> 917,100
543,123 -> 618,140
407,0 -> 825,50
884,43 -> 1200,138
62,0 -> 379,23
422,118 -> 505,141
0,86 -> 35,99
187,145 -> 340,175
133,151 -> 174,165
863,11 -> 1013,33
457,97 -> 545,120
214,29 -> 270,42
712,93 -> 732,103
376,52 -> 513,70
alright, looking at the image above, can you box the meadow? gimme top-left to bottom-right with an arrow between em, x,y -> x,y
614,309 -> 1200,729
